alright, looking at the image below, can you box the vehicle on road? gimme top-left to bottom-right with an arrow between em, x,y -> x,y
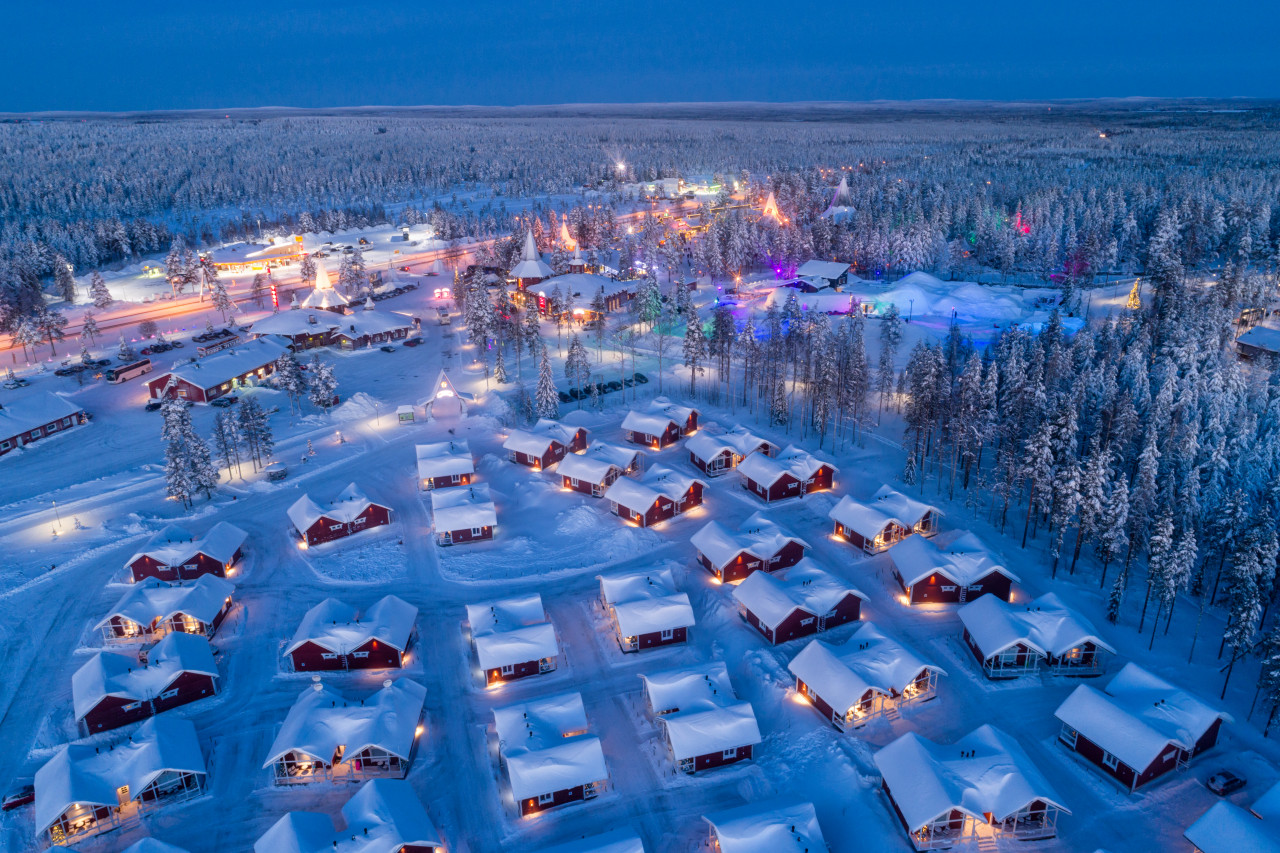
1207,771 -> 1247,796
380,345 -> 397,353
266,462 -> 288,482
2,781 -> 34,812
633,372 -> 649,384
210,396 -> 237,408
398,265 -> 411,272
145,400 -> 164,412
403,338 -> 423,347
106,358 -> 153,384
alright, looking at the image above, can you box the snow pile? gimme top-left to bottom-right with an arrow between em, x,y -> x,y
331,392 -> 383,424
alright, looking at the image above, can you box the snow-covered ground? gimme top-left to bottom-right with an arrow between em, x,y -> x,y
0,274 -> 1269,853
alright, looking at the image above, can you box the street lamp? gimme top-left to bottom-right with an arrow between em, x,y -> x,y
908,299 -> 914,323
52,500 -> 62,529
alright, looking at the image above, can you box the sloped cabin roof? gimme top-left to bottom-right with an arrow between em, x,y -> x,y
97,575 -> 234,630
285,595 -> 418,657
73,631 -> 218,720
889,530 -> 1020,588
262,680 -> 427,768
702,799 -> 827,853
731,558 -> 866,631
959,592 -> 1114,659
690,512 -> 810,570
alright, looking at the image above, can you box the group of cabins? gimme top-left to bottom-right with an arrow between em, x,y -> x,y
493,691 -> 609,816
264,678 -> 428,785
254,779 -> 444,853
287,482 -> 394,547
145,338 -> 288,404
0,392 -> 89,457
641,662 -> 762,774
416,439 -> 500,545
1184,780 -> 1280,853
598,565 -> 695,653
285,595 -> 418,672
35,521 -> 250,844
250,298 -> 417,352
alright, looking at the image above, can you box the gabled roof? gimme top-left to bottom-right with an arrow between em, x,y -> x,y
959,592 -> 1114,659
510,230 -> 554,280
646,396 -> 697,424
873,724 -> 1069,831
250,311 -> 341,338
300,260 -> 349,310
97,575 -> 234,630
539,829 -> 646,853
796,259 -> 850,281
684,427 -> 776,464
690,512 -> 810,571
286,595 -> 417,657
467,594 -> 556,671
504,428 -> 563,458
641,662 -> 736,716
263,680 -> 427,768
331,309 -> 416,340
423,369 -> 474,406
253,779 -> 444,853
604,464 -> 707,512
703,799 -> 826,853
73,631 -> 217,721
415,439 -> 474,479
35,716 -> 205,835
1252,780 -> 1280,821
889,530 -> 1020,588
558,440 -> 637,482
788,623 -> 944,713
661,701 -> 761,761
493,691 -> 607,800
151,338 -> 289,390
431,483 -> 497,532
737,445 -> 835,488
532,417 -> 584,444
1185,801 -> 1280,853
621,410 -> 679,437
288,483 -> 387,532
125,521 -> 247,571
597,565 -> 695,637
0,392 -> 84,440
828,494 -> 906,540
122,841 -> 193,853
871,484 -> 942,528
731,558 -> 866,631
1054,663 -> 1231,772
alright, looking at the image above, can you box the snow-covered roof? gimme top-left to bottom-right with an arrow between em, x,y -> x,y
731,558 -> 866,631
598,566 -> 695,637
250,311 -> 340,338
690,512 -> 809,571
73,631 -> 217,721
331,310 -> 416,340
415,439 -> 474,479
262,679 -> 427,767
558,440 -> 638,482
685,427 -> 776,464
511,230 -> 554,280
603,464 -> 706,512
467,594 -> 557,671
621,410 -> 679,437
828,494 -> 905,540
431,483 -> 497,532
889,529 -> 1020,587
1185,801 -> 1280,853
703,799 -> 827,853
641,662 -> 737,716
737,444 -> 835,487
504,428 -> 562,458
788,622 -> 944,713
493,692 -> 607,800
647,396 -> 696,423
873,724 -> 1069,831
423,369 -> 474,406
532,417 -> 584,444
287,483 -> 386,532
285,595 -> 417,657
122,841 -> 193,853
125,521 -> 246,571
796,259 -> 850,281
206,240 -> 305,265
0,392 -> 83,439
959,592 -> 1114,659
253,779 -> 443,853
1252,780 -> 1280,821
539,829 -> 646,853
1238,323 -> 1280,356
1054,663 -> 1231,772
534,273 -> 636,309
871,484 -> 942,528
35,716 -> 205,835
153,338 -> 289,390
661,701 -> 761,761
97,575 -> 234,630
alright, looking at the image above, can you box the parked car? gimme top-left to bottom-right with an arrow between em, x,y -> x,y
145,400 -> 164,412
5,377 -> 30,388
606,380 -> 623,392
266,462 -> 288,482
398,265 -> 411,272
1207,771 -> 1247,796
403,338 -> 423,347
210,396 -> 237,408
53,367 -> 76,376
633,372 -> 649,384
2,781 -> 34,812
140,348 -> 152,356
622,377 -> 636,387
558,391 -> 572,403
380,345 -> 397,353
169,341 -> 184,349
90,358 -> 112,367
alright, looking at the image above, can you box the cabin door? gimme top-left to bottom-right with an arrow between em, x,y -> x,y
442,531 -> 452,545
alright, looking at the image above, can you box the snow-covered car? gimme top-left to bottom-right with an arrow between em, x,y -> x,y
1207,771 -> 1247,795
145,400 -> 163,412
633,372 -> 649,384
265,463 -> 288,482
169,340 -> 184,349
1,781 -> 33,811
403,338 -> 423,348
210,396 -> 236,408
380,345 -> 397,353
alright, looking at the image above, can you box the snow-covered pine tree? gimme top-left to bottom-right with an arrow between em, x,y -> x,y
307,356 -> 339,411
1141,510 -> 1175,640
876,303 -> 902,423
1222,523 -> 1265,697
683,317 -> 706,396
251,273 -> 267,308
535,343 -> 559,420
299,255 -> 317,287
81,311 -> 100,347
36,308 -> 67,356
494,346 -> 507,384
1095,473 -> 1129,588
769,376 -> 788,426
591,287 -> 609,360
211,410 -> 244,480
637,277 -> 662,332
564,334 -> 591,407
236,396 -> 274,470
274,353 -> 307,415
1256,625 -> 1280,735
211,276 -> 233,321
89,272 -> 112,308
1018,419 -> 1055,548
53,254 -> 76,303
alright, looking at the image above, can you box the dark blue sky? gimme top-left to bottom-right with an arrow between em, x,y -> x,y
4,0 -> 1278,111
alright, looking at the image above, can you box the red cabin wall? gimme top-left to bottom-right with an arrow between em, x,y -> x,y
291,640 -> 349,671
151,671 -> 217,714
748,594 -> 862,645
632,626 -> 687,651
82,694 -> 152,733
518,784 -> 587,816
690,744 -> 752,772
486,660 -> 543,685
441,526 -> 494,545
128,550 -> 233,583
303,504 -> 391,545
425,473 -> 472,490
906,570 -> 1014,605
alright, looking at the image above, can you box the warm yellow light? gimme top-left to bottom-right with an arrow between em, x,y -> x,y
298,541 -> 308,550
415,724 -> 425,737
897,594 -> 909,606
791,692 -> 810,705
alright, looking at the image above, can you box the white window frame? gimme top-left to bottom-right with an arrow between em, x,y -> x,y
123,701 -> 143,711
352,651 -> 370,659
500,663 -> 516,675
721,747 -> 739,759
538,791 -> 555,804
1101,751 -> 1120,770
320,652 -> 338,660
159,688 -> 179,700
660,628 -> 675,641
471,527 -> 483,536
800,616 -> 815,626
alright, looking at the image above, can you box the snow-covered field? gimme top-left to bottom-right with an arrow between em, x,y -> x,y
0,274 -> 1272,853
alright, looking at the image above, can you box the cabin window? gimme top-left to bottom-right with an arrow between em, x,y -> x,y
0,441 -> 9,450
471,527 -> 483,536
941,585 -> 957,593
47,422 -> 57,432
500,663 -> 516,675
321,653 -> 338,660
570,478 -> 579,487
538,792 -> 555,805
800,617 -> 815,626
159,688 -> 178,700
353,651 -> 370,659
329,523 -> 343,531
123,701 -> 142,711
660,628 -> 675,640
1101,751 -> 1120,770
968,584 -> 983,591
721,747 -> 739,759
63,417 -> 72,427
1058,725 -> 1078,748
29,429 -> 40,439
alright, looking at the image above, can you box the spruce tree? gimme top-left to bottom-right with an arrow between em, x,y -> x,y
81,311 -> 100,347
53,254 -> 76,303
683,318 -> 706,396
307,356 -> 339,411
89,272 -> 112,308
535,343 -> 559,419
564,334 -> 591,407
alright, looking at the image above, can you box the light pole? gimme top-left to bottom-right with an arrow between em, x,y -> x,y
52,500 -> 62,529
908,299 -> 914,323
